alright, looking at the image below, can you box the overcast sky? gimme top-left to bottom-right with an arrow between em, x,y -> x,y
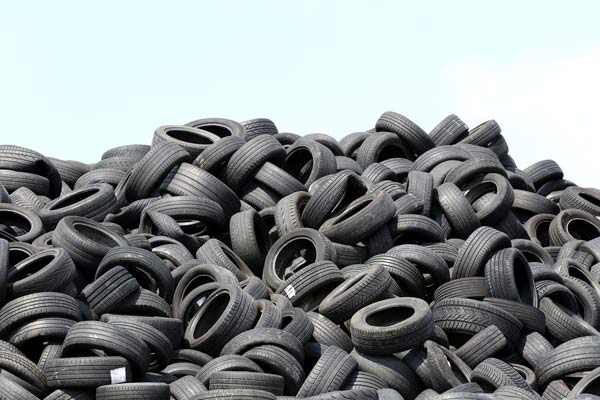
1,1 -> 599,186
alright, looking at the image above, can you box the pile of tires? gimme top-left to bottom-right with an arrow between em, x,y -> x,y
1,113 -> 600,399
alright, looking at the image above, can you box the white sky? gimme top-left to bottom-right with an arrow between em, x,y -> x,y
1,1 -> 599,186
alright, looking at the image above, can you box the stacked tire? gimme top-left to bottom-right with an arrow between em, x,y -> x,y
0,113 -> 599,398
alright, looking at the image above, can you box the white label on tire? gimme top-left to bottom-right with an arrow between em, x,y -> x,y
196,296 -> 207,307
110,367 -> 127,384
284,285 -> 296,299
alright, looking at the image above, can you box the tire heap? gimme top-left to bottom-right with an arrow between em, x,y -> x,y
1,113 -> 600,400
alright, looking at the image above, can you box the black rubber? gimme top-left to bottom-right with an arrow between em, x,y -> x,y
350,297 -> 433,354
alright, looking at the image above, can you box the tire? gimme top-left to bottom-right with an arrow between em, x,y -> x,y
123,141 -> 190,201
79,266 -> 140,316
0,145 -> 62,198
230,210 -> 271,275
242,345 -> 305,395
252,162 -> 306,197
424,340 -> 471,392
170,349 -> 213,366
9,187 -> 46,213
37,342 -> 63,372
411,145 -> 472,173
96,383 -> 170,399
184,117 -> 245,138
549,208 -> 600,246
483,297 -> 544,333
196,239 -> 254,281
535,336 -> 600,387
375,112 -> 434,157
283,140 -> 337,186
280,307 -> 314,344
297,346 -> 357,397
173,269 -> 235,320
380,158 -> 413,181
224,136 -> 286,192
539,297 -> 599,343
108,319 -> 173,372
52,216 -> 128,276
388,213 -> 446,244
169,376 -> 207,400
241,277 -> 269,300
517,331 -> 553,371
93,156 -> 139,172
0,203 -> 43,242
190,389 -> 276,400
393,193 -> 424,215
43,389 -> 94,400
195,354 -> 263,386
388,244 -> 450,288
153,125 -> 220,158
361,163 -> 395,183
434,182 -> 480,239
454,325 -> 507,368
7,317 -> 75,347
542,380 -> 570,400
114,288 -> 173,318
0,374 -> 40,400
342,370 -> 388,391
302,133 -> 343,156
523,160 -> 563,190
62,321 -> 151,378
340,131 -> 369,157
350,297 -> 433,354
48,158 -> 91,188
209,371 -> 284,395
0,351 -> 47,393
464,173 -> 514,225
307,312 -> 353,353
220,328 -> 304,364
302,171 -> 367,229
462,119 -> 501,146
433,298 -> 523,348
563,275 -> 600,328
0,292 -> 82,337
192,136 -> 246,174
470,358 -> 530,391
184,285 -> 258,355
7,248 -> 75,297
240,182 -> 279,210
273,191 -> 310,236
319,191 -> 395,245
429,114 -> 469,146
0,169 -> 50,195
511,239 -> 554,266
366,253 -> 427,298
240,118 -> 278,140
453,227 -> 511,278
406,171 -> 434,216
443,158 -> 507,188
100,314 -> 183,349
350,349 -> 422,400
275,260 -> 343,311
434,277 -> 489,303
560,186 -> 600,216
319,265 -> 392,324
335,156 -> 363,174
162,163 -> 240,218
97,246 -> 174,302
484,248 -> 537,306
356,132 -> 412,169
512,190 -> 560,222
263,228 -> 336,290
